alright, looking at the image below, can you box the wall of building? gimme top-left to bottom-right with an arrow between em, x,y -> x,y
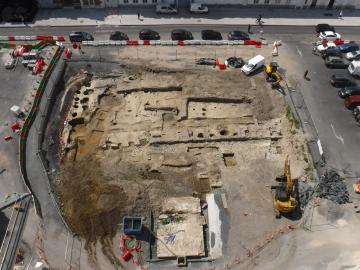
37,0 -> 360,8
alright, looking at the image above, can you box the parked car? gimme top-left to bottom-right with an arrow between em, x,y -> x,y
69,32 -> 94,42
201,30 -> 222,40
330,74 -> 356,87
171,29 -> 193,40
344,95 -> 360,109
139,29 -> 160,40
355,112 -> 360,122
348,61 -> 360,77
353,106 -> 360,116
228,30 -> 250,41
315,24 -> 335,34
317,42 -> 337,52
325,56 -> 349,69
241,55 -> 265,75
318,31 -> 341,41
109,31 -> 129,41
338,86 -> 360,98
338,43 -> 359,53
156,4 -> 177,14
190,3 -> 208,14
345,50 -> 360,61
321,47 -> 341,59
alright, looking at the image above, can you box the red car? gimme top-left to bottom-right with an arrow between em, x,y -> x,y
344,95 -> 360,110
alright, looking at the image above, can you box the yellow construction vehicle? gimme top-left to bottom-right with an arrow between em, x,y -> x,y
265,61 -> 282,88
271,157 -> 298,218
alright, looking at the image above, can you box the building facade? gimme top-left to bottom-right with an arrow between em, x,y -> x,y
37,0 -> 360,9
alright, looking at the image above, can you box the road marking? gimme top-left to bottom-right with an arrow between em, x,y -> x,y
317,139 -> 324,156
65,231 -> 69,260
331,123 -> 345,144
296,46 -> 303,57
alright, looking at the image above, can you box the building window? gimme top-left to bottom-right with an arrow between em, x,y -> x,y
286,0 -> 291,3
264,0 -> 270,3
124,0 -> 129,3
133,0 -> 138,3
152,0 -> 157,3
143,0 -> 147,2
254,0 -> 259,4
275,0 -> 281,3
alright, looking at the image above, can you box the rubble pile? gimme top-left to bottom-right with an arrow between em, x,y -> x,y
299,170 -> 350,206
316,170 -> 350,204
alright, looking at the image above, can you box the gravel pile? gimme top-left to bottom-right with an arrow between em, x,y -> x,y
316,170 -> 350,204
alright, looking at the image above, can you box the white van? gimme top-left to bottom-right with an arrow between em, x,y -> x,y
190,3 -> 208,13
241,55 -> 265,75
348,60 -> 360,77
156,4 -> 177,14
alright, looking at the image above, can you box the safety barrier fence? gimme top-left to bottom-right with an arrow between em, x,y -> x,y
82,39 -> 264,47
0,36 -> 65,42
18,46 -> 64,217
0,40 -> 56,50
321,39 -> 354,45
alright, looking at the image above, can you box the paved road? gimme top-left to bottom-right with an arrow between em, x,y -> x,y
282,41 -> 360,178
0,25 -> 360,42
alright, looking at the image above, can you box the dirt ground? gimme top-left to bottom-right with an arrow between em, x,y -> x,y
51,46 -> 313,268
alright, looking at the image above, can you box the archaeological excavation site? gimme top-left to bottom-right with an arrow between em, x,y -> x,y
41,47 -> 314,269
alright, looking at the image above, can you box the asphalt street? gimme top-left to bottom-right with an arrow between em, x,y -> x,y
282,41 -> 360,178
0,25 -> 360,42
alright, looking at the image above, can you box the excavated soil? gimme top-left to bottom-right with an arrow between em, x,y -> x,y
52,58 -> 311,266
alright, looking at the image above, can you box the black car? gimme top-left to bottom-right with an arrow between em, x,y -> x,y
69,31 -> 94,42
315,24 -> 335,34
325,56 -> 349,69
321,47 -> 341,59
171,29 -> 193,41
330,74 -> 356,87
139,29 -> 160,40
228,30 -> 250,41
201,30 -> 222,40
338,86 -> 360,98
109,31 -> 129,41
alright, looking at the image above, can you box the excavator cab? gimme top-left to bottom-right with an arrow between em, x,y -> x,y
271,157 -> 298,218
265,62 -> 281,88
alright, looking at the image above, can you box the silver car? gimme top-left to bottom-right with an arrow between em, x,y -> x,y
346,50 -> 360,61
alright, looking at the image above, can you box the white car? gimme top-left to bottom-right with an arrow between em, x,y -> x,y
156,4 -> 177,14
318,31 -> 341,41
346,50 -> 360,61
190,3 -> 208,14
317,42 -> 337,52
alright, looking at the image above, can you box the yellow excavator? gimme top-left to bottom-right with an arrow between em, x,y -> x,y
271,157 -> 298,218
265,61 -> 282,88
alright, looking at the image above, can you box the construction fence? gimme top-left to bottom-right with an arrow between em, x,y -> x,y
18,46 -> 64,217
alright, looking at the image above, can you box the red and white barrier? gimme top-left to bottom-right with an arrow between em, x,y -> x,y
0,35 -> 65,41
83,39 -> 263,47
321,39 -> 355,45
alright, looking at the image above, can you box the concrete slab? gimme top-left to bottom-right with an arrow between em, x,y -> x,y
156,197 -> 205,258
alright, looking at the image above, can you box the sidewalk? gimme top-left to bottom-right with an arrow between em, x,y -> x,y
2,7 -> 360,27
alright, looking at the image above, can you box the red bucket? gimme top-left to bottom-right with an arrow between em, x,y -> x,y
121,251 -> 132,261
